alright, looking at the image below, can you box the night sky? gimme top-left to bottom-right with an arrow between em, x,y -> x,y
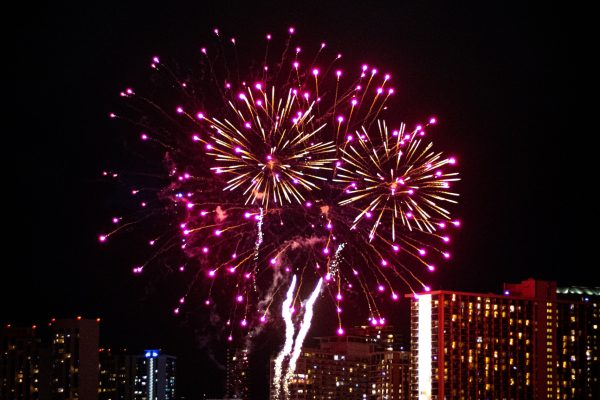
5,1 -> 582,399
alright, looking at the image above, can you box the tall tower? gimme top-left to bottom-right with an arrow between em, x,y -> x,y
132,350 -> 176,400
47,318 -> 100,400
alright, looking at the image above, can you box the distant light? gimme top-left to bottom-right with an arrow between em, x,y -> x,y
144,350 -> 159,358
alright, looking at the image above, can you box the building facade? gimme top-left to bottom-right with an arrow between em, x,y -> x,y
271,326 -> 411,400
131,350 -> 176,400
98,349 -> 177,400
98,349 -> 134,400
409,279 -> 599,400
0,326 -> 42,399
225,347 -> 249,399
1,318 -> 100,400
48,318 -> 100,400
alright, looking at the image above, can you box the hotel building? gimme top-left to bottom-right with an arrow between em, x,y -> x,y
409,279 -> 599,399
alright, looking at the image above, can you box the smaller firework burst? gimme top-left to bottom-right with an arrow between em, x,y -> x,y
335,118 -> 459,248
202,86 -> 337,208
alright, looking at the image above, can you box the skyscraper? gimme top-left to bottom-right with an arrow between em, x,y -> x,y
98,348 -> 134,400
409,279 -> 599,400
132,350 -> 176,400
46,318 -> 100,400
2,318 -> 100,400
555,286 -> 600,399
0,325 -> 42,399
98,349 -> 177,400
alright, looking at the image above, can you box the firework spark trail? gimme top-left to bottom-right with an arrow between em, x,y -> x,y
329,243 -> 345,278
284,277 -> 323,398
252,207 -> 264,293
254,207 -> 264,256
272,275 -> 297,400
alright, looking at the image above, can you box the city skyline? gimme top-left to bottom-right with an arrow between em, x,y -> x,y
3,279 -> 597,399
5,1 -> 582,399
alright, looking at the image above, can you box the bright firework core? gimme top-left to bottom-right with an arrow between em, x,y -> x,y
103,27 -> 461,347
206,86 -> 336,207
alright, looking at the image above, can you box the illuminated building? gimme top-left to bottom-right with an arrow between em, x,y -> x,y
45,318 -> 100,400
132,350 -> 176,400
0,326 -> 42,399
98,349 -> 134,400
225,347 -> 249,399
409,279 -> 599,400
98,349 -> 177,400
555,286 -> 600,399
270,326 -> 411,400
1,318 -> 100,400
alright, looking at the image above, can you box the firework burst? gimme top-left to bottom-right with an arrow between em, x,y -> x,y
101,27 -> 461,352
335,118 -> 459,251
204,86 -> 337,207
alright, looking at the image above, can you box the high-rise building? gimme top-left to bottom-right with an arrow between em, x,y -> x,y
409,279 -> 599,400
225,346 -> 249,399
132,350 -> 176,400
47,318 -> 100,400
347,325 -> 411,400
98,348 -> 135,400
370,349 -> 411,400
270,326 -> 411,400
2,317 -> 100,400
98,349 -> 177,400
555,286 -> 600,399
0,325 -> 43,399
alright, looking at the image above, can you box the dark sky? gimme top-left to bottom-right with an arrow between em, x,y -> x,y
5,1 -> 581,399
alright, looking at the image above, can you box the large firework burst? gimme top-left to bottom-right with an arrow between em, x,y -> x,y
100,27 -> 461,343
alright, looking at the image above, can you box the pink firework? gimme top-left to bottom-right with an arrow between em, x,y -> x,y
102,27 -> 461,339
